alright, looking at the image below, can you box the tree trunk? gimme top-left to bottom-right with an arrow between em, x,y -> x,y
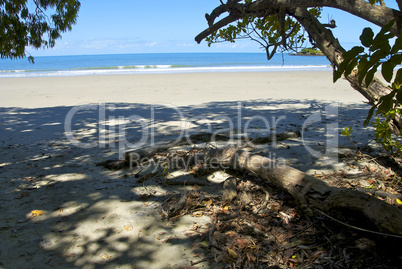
196,1 -> 399,105
196,3 -> 397,105
292,8 -> 391,105
202,147 -> 402,235
292,8 -> 402,133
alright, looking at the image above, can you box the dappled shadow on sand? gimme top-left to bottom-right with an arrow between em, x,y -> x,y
0,99 -> 375,172
1,99 -> 394,268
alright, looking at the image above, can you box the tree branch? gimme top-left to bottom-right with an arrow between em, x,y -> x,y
196,0 -> 402,44
396,0 -> 402,11
278,7 -> 286,48
205,0 -> 243,26
196,15 -> 240,44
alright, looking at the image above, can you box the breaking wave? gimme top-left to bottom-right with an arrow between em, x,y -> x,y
0,64 -> 331,78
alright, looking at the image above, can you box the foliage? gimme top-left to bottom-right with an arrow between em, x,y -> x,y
334,20 -> 402,153
368,0 -> 384,4
341,126 -> 360,150
341,126 -> 353,137
333,20 -> 401,89
205,2 -> 322,59
0,0 -> 81,62
372,115 -> 402,153
298,47 -> 323,55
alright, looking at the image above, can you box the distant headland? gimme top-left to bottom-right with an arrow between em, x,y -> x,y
291,48 -> 324,56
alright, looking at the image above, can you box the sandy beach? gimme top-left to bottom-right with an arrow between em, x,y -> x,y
0,71 -> 376,268
0,71 -> 365,108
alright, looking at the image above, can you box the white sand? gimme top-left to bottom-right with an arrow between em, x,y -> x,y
0,71 -> 365,108
0,71 -> 374,268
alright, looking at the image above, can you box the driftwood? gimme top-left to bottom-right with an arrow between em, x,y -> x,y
123,146 -> 402,235
202,147 -> 402,235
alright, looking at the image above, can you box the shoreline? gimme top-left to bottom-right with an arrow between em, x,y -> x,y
0,52 -> 330,78
0,65 -> 332,78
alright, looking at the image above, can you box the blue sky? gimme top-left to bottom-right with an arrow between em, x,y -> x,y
30,0 -> 399,56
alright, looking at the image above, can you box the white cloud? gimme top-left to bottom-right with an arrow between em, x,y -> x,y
145,42 -> 158,47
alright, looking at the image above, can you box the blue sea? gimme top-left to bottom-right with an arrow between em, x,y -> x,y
0,53 -> 331,78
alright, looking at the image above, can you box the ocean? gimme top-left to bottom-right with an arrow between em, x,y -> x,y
0,52 -> 331,78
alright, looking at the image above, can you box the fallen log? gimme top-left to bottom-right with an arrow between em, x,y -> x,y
202,148 -> 402,236
122,146 -> 402,235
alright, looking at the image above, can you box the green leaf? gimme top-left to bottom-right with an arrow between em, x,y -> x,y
365,64 -> 379,86
395,68 -> 402,85
382,20 -> 396,34
28,56 -> 34,64
333,68 -> 343,83
343,46 -> 364,59
391,36 -> 402,54
382,61 -> 394,83
358,56 -> 370,85
344,58 -> 358,77
369,49 -> 388,66
337,47 -> 364,80
395,91 -> 402,104
364,106 -> 376,126
371,22 -> 394,53
341,126 -> 353,137
372,36 -> 392,54
389,54 -> 402,67
360,28 -> 374,47
378,92 -> 396,114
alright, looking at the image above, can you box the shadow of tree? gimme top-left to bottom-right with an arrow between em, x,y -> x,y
0,99 -> 374,268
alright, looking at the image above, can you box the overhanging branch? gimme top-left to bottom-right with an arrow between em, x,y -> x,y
196,15 -> 240,44
205,0 -> 242,26
196,0 -> 402,44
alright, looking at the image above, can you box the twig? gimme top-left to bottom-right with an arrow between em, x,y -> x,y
289,223 -> 314,239
315,208 -> 402,239
191,258 -> 209,266
343,248 -> 350,267
208,217 -> 223,250
242,220 -> 269,237
256,186 -> 270,213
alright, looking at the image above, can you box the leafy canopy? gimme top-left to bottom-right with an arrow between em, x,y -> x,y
0,0 -> 81,62
205,0 -> 322,60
